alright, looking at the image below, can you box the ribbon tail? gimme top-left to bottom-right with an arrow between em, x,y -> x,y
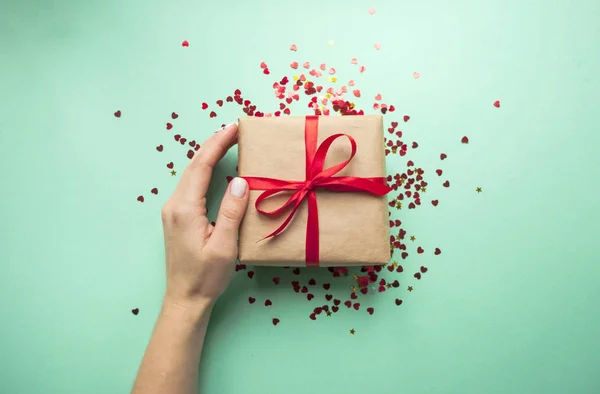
256,198 -> 304,242
305,190 -> 319,267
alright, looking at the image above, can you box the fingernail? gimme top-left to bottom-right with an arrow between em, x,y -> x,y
230,177 -> 247,198
216,122 -> 236,133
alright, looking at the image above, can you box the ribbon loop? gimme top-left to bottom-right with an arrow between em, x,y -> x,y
243,116 -> 391,266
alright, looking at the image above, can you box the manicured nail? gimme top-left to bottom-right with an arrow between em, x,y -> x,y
216,122 -> 236,133
230,177 -> 247,198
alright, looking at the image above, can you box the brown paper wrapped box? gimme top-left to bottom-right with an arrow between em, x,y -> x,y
237,115 -> 390,267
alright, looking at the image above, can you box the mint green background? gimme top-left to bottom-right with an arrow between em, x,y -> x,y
2,0 -> 600,393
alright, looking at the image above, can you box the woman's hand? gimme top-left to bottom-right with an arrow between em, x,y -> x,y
132,122 -> 248,394
160,122 -> 249,308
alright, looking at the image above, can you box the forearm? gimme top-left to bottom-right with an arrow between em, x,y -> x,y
132,297 -> 213,394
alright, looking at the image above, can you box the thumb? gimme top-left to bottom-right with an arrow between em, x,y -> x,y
209,177 -> 249,250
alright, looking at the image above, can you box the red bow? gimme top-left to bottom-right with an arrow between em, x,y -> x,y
243,115 -> 391,267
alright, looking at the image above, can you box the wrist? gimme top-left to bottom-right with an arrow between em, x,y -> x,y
161,295 -> 214,326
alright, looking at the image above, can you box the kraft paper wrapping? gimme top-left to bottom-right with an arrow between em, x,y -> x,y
238,115 -> 390,267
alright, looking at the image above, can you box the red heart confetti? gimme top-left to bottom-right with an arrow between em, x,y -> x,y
114,110 -> 121,118
137,196 -> 144,203
248,297 -> 256,304
181,40 -> 189,47
131,308 -> 139,315
494,100 -> 500,108
461,136 -> 469,144
151,188 -> 158,195
134,45 -> 482,327
443,180 -> 450,188
414,272 -> 421,280
166,123 -> 173,130
156,145 -> 163,152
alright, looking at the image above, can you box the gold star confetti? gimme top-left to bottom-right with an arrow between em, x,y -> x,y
421,187 -> 427,193
386,283 -> 392,289
353,274 -> 359,280
395,202 -> 402,210
325,93 -> 331,98
326,311 -> 332,317
293,75 -> 299,81
391,147 -> 398,154
349,329 -> 355,335
170,170 -> 177,176
414,167 -> 421,173
327,77 -> 337,83
407,286 -> 413,292
399,178 -> 405,185
350,286 -> 357,292
349,102 -> 355,109
392,261 -> 398,267
476,187 -> 482,193
410,236 -> 416,242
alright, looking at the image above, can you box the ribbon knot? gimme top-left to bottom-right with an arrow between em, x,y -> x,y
243,116 -> 391,266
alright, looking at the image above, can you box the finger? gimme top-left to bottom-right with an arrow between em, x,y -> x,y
174,122 -> 238,205
207,177 -> 249,252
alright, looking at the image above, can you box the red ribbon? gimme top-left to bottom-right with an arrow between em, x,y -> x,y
243,115 -> 391,267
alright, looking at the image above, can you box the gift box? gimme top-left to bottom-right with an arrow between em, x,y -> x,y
238,115 -> 391,267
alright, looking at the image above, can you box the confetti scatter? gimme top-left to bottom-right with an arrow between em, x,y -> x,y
476,187 -> 482,193
181,40 -> 189,47
413,72 -> 421,79
131,308 -> 139,315
494,100 -> 500,108
133,41 -> 487,328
